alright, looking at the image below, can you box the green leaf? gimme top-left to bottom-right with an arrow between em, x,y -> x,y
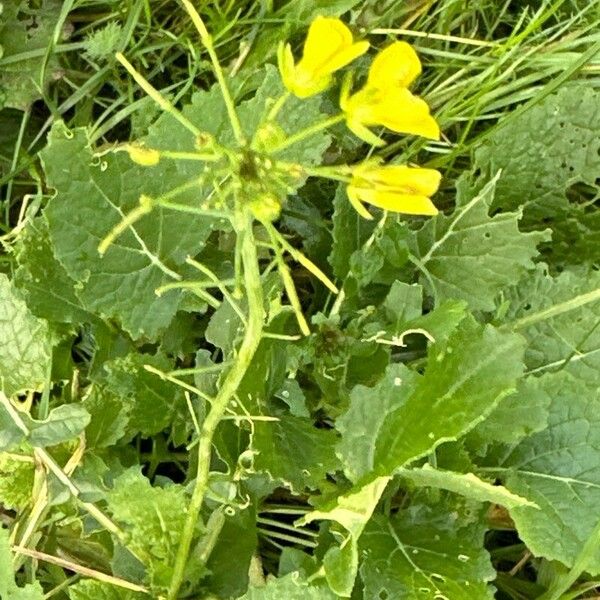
0,449 -> 35,510
336,318 -> 525,482
13,217 -> 89,324
0,528 -> 44,599
300,477 -> 391,597
100,352 -> 182,437
41,123 -> 219,340
83,386 -> 131,448
68,580 -> 146,600
26,404 -> 91,447
409,175 -> 549,311
0,274 -> 52,396
474,86 -> 600,267
329,184 -> 376,281
0,403 -> 25,451
236,572 -> 337,599
106,468 -> 188,589
398,464 -> 536,509
502,265 -> 600,388
251,415 -> 340,492
359,498 -> 495,600
0,0 -> 63,109
471,375 -> 552,444
205,508 -> 258,598
479,371 -> 600,573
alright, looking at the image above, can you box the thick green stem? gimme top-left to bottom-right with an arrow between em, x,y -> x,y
167,209 -> 264,600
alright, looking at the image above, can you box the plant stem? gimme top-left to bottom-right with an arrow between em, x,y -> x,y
180,0 -> 246,145
167,208 -> 265,600
271,114 -> 345,153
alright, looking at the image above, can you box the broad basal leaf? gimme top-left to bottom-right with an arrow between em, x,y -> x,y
409,175 -> 549,311
502,265 -> 600,388
359,498 -> 496,600
478,371 -> 600,572
0,448 -> 35,510
26,404 -> 91,447
474,85 -> 600,267
300,477 -> 391,597
471,375 -> 552,444
336,317 -> 524,482
0,274 -> 52,396
41,123 -> 219,340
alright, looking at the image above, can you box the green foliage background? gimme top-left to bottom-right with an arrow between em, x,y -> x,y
0,1 -> 599,599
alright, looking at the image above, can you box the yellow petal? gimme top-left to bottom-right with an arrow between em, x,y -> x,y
300,17 -> 354,73
298,17 -> 368,79
346,186 -> 374,219
356,165 -> 441,196
367,87 -> 440,140
278,42 -> 296,93
350,186 -> 438,215
367,41 -> 422,89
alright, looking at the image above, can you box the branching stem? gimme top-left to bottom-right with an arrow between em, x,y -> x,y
167,208 -> 265,600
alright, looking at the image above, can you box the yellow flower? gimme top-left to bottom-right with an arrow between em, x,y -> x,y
278,17 -> 369,98
341,42 -> 440,146
346,163 -> 441,219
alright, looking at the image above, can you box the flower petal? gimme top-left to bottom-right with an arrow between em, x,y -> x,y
350,186 -> 439,215
356,165 -> 441,196
300,17 -> 354,74
367,41 -> 422,89
367,87 -> 440,140
346,186 -> 374,219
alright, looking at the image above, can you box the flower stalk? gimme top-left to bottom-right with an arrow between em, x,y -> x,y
167,206 -> 265,600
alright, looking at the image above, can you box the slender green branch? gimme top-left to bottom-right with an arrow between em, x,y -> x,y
167,208 -> 265,600
115,52 -> 201,137
180,0 -> 246,145
271,114 -> 345,153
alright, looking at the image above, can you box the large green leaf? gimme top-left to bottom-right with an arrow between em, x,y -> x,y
479,371 -> 600,572
474,85 -> 600,267
336,317 -> 525,482
41,123 -> 218,340
502,265 -> 600,388
409,175 -> 549,311
0,274 -> 52,396
359,498 -> 496,600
